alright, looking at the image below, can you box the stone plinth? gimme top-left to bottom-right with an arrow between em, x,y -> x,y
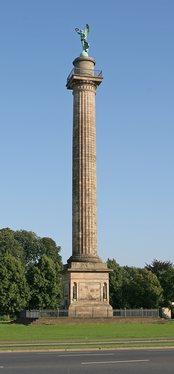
62,261 -> 112,317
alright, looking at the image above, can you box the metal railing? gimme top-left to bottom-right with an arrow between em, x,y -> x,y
113,308 -> 159,318
24,308 -> 159,319
67,67 -> 103,83
25,309 -> 68,319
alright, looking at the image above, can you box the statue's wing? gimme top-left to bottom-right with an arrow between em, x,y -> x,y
84,24 -> 90,37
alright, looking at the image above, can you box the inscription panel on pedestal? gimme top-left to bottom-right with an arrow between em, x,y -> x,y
78,282 -> 101,301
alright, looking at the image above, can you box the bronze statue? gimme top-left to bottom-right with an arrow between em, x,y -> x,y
75,24 -> 90,55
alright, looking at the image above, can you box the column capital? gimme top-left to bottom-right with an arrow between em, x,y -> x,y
66,55 -> 103,90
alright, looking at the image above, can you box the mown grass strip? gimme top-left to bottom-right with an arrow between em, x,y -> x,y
0,342 -> 174,351
0,321 -> 174,343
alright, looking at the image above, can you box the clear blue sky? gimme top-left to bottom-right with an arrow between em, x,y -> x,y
0,0 -> 173,267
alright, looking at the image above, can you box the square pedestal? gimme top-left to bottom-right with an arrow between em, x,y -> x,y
62,261 -> 113,318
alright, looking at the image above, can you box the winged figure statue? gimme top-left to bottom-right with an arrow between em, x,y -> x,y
75,24 -> 90,55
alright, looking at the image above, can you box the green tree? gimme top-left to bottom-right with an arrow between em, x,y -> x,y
27,254 -> 61,309
0,228 -> 24,262
107,259 -> 163,308
14,230 -> 43,265
0,254 -> 29,316
145,259 -> 173,277
14,230 -> 62,267
121,267 -> 163,308
146,259 -> 174,305
0,228 -> 63,314
14,230 -> 63,308
39,237 -> 61,263
107,259 -> 124,308
160,267 -> 174,305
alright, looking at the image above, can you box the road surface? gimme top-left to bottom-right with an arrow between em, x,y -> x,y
0,348 -> 174,373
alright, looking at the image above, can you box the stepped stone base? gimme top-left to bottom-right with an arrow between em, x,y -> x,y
62,260 -> 113,318
68,302 -> 113,318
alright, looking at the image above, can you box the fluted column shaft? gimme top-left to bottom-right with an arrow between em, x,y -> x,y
66,56 -> 102,263
72,81 -> 97,260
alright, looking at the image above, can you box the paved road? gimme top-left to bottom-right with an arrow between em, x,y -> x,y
0,349 -> 174,373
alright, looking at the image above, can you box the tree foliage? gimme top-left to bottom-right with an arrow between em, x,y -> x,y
0,228 -> 24,262
146,259 -> 174,305
121,266 -> 163,308
0,254 -> 29,316
0,228 -> 63,315
108,259 -> 163,309
145,259 -> 173,276
13,230 -> 62,266
27,254 -> 61,309
107,259 -> 124,308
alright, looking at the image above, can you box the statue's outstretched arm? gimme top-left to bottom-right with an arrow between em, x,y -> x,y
75,27 -> 81,35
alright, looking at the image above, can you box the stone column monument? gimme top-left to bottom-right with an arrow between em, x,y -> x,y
62,25 -> 113,317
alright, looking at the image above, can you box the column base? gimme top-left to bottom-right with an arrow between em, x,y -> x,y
67,254 -> 103,264
62,260 -> 113,318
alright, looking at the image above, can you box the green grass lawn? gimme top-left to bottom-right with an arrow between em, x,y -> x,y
0,321 -> 174,343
